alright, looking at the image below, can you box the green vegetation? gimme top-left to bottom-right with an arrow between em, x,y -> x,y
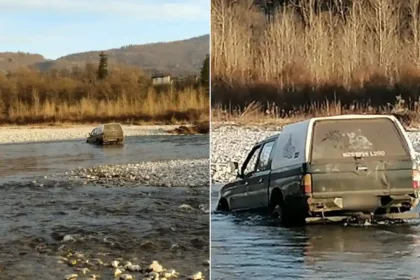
200,55 -> 209,88
97,52 -> 108,80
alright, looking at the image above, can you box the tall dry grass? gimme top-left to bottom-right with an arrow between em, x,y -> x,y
0,65 -> 208,124
211,0 -> 420,121
3,87 -> 208,124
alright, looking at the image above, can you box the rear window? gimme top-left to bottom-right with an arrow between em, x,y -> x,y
104,124 -> 122,131
311,118 -> 409,162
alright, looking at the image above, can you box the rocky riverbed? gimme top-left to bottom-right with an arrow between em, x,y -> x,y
211,124 -> 420,183
0,125 -> 182,144
0,181 -> 209,279
65,159 -> 209,188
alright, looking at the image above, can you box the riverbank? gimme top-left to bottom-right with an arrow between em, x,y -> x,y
0,125 -> 186,144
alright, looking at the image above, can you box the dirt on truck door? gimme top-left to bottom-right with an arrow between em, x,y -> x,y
308,118 -> 414,212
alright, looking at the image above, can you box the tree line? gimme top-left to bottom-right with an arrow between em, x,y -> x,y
0,52 -> 209,124
211,0 -> 420,116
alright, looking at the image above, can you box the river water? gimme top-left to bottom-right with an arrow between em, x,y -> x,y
211,184 -> 420,280
0,135 -> 208,183
0,135 -> 209,279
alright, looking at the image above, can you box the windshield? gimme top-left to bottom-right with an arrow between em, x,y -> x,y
311,118 -> 409,162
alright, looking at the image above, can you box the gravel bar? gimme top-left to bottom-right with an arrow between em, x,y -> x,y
0,125 -> 182,144
68,159 -> 210,188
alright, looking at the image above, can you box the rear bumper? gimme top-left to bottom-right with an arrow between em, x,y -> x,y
307,191 -> 420,214
103,138 -> 124,144
305,212 -> 420,224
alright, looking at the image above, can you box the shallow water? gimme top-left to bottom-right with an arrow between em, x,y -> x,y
0,134 -> 208,183
211,184 -> 420,280
0,134 -> 209,279
0,182 -> 209,279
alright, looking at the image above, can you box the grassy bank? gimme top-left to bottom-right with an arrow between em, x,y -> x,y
212,98 -> 420,128
211,0 -> 420,119
4,87 -> 208,125
0,66 -> 208,125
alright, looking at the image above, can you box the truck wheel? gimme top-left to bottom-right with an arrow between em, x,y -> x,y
271,192 -> 305,226
216,198 -> 229,212
272,203 -> 289,225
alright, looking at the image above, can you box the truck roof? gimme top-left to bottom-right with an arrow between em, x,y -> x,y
257,115 -> 399,145
286,114 -> 398,129
256,134 -> 279,145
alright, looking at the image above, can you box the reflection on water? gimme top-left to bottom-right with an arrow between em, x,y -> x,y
211,184 -> 420,280
0,134 -> 209,182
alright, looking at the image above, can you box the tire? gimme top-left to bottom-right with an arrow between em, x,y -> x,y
272,202 -> 290,225
271,191 -> 305,227
216,198 -> 229,212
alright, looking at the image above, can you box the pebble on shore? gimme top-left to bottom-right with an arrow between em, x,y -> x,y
0,125 -> 179,144
69,159 -> 209,188
60,257 -> 203,280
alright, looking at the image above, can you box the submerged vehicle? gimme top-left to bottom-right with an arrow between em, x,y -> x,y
87,123 -> 124,145
216,115 -> 420,225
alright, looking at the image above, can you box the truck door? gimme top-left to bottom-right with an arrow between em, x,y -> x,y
247,141 -> 275,209
229,144 -> 262,210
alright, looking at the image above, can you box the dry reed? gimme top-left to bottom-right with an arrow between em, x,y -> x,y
211,0 -> 420,122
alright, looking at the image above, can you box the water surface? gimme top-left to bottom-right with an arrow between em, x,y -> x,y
0,134 -> 208,182
211,184 -> 420,280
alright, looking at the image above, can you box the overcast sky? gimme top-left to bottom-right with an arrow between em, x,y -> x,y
0,0 -> 210,59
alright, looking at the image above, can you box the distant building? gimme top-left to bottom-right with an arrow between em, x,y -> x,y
151,73 -> 172,85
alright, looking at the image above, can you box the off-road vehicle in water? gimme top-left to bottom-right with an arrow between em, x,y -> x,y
216,115 -> 420,225
87,123 -> 124,145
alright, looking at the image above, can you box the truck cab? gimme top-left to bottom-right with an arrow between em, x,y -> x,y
217,115 -> 420,225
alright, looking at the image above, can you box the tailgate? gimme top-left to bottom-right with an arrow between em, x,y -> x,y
309,117 -> 414,197
104,124 -> 124,139
309,160 -> 413,197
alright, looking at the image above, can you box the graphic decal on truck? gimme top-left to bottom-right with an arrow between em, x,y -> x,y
342,151 -> 386,157
283,134 -> 296,159
347,129 -> 373,150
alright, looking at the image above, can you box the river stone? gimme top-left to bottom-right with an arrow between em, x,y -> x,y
149,261 -> 163,273
65,274 -> 78,280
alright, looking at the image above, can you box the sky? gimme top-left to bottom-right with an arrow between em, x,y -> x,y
0,0 -> 210,59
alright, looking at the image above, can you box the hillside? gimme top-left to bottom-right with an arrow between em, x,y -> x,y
0,35 -> 209,76
0,52 -> 46,72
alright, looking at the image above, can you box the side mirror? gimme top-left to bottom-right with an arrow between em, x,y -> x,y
229,161 -> 242,178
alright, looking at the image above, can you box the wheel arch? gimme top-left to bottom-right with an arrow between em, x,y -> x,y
216,197 -> 230,211
269,187 -> 285,212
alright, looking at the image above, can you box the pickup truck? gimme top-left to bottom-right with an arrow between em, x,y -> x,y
216,115 -> 420,225
87,123 -> 124,145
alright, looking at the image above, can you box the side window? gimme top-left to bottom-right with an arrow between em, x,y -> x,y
243,146 -> 262,176
257,141 -> 274,171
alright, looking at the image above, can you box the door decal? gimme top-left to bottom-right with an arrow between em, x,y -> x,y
283,135 -> 296,159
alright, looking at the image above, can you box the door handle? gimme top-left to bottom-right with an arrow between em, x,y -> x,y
258,178 -> 264,183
